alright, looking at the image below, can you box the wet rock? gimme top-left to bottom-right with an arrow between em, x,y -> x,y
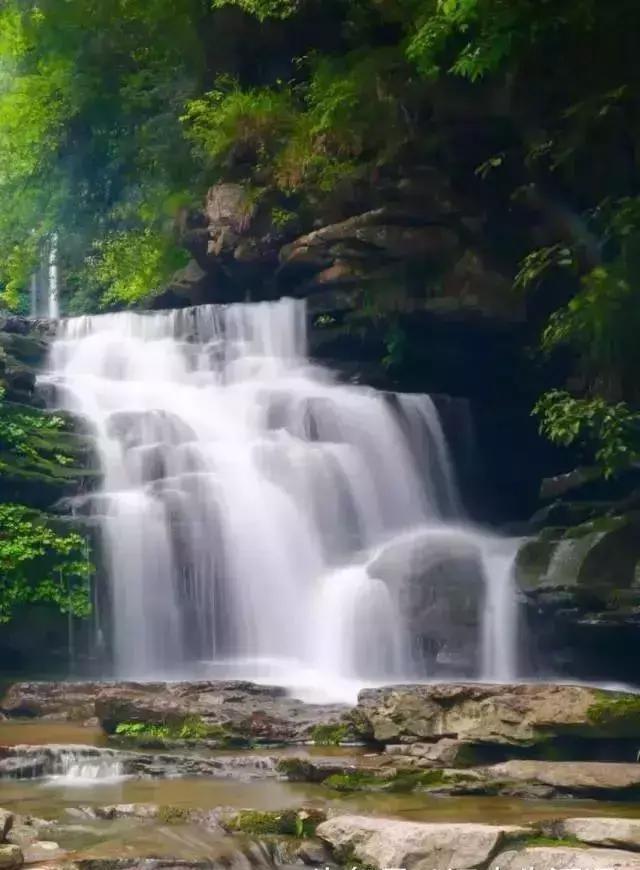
293,839 -> 334,866
316,816 -> 529,870
556,818 -> 640,851
0,744 -> 280,782
353,683 -> 640,746
516,513 -> 640,682
489,847 -> 640,870
366,531 -> 485,676
516,513 -> 640,593
0,845 -> 22,870
275,756 -> 365,783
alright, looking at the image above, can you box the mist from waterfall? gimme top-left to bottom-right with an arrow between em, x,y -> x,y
42,298 -> 518,701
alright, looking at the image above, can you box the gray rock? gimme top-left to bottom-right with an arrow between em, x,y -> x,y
557,818 -> 640,850
489,847 -> 640,870
21,841 -> 64,864
385,738 -> 475,767
316,815 -> 529,870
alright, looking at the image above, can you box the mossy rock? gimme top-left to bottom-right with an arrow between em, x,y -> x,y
587,692 -> 640,737
157,805 -> 191,825
323,767 -> 448,794
226,809 -> 324,838
113,716 -> 245,746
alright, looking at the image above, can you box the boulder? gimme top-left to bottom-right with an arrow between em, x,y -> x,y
366,530 -> 486,676
316,816 -> 529,870
205,183 -> 257,238
21,841 -> 64,864
0,846 -> 22,870
557,818 -> 640,851
489,847 -> 640,870
353,683 -> 640,746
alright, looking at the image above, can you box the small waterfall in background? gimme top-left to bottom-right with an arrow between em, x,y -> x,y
41,298 -> 519,701
30,234 -> 60,319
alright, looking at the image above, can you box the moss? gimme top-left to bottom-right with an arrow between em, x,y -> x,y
310,723 -> 350,746
114,716 -> 244,745
323,771 -> 382,792
228,810 -> 320,838
157,805 -> 191,825
587,691 -> 640,736
276,757 -> 316,781
323,767 -> 448,793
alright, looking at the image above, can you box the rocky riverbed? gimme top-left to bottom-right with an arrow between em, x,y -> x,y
2,680 -> 640,869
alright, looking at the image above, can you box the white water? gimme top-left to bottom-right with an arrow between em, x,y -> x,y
45,750 -> 125,785
42,298 -> 518,700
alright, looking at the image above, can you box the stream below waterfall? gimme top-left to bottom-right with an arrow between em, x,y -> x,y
41,298 -> 519,699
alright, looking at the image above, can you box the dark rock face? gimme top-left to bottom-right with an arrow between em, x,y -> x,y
515,511 -> 640,682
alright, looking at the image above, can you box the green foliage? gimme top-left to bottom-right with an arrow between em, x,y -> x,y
114,717 -> 237,742
310,723 -> 349,745
0,503 -> 91,623
404,0 -> 597,81
91,229 -> 189,308
0,0 -> 205,312
0,406 -> 67,465
210,0 -> 299,19
533,390 -> 640,479
514,244 -> 576,292
183,79 -> 296,172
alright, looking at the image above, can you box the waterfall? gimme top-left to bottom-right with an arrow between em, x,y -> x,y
41,298 -> 519,699
29,234 -> 60,319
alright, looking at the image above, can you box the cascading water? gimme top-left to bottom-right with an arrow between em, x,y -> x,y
42,298 -> 519,700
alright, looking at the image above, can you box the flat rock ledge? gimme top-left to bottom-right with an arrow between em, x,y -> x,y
3,680 -> 640,756
1,681 -> 349,744
317,816 -> 529,870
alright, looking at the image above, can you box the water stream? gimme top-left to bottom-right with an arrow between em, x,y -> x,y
42,298 -> 519,699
